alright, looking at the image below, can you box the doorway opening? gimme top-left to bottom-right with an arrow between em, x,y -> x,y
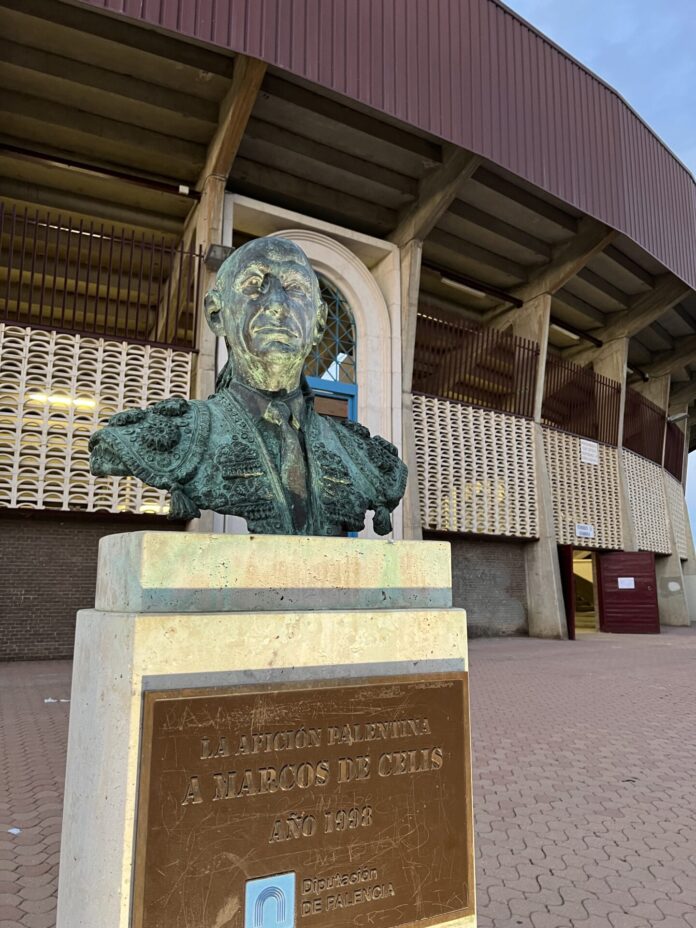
573,551 -> 598,632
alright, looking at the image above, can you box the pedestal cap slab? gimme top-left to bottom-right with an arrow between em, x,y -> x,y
95,532 -> 452,613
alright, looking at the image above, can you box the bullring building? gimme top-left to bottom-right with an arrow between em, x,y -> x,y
2,0 -> 696,659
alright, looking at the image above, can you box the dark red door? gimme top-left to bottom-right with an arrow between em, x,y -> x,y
557,544 -> 576,640
595,552 -> 660,634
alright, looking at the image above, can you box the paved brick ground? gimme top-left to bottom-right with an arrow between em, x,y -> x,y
0,660 -> 70,928
1,629 -> 696,927
472,629 -> 696,928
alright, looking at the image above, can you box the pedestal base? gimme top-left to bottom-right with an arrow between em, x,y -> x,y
56,533 -> 476,928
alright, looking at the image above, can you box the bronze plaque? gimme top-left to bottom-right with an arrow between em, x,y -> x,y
133,674 -> 474,928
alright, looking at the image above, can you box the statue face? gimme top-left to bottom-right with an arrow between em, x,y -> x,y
205,237 -> 326,391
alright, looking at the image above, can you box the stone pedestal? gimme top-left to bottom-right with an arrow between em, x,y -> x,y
56,532 -> 475,928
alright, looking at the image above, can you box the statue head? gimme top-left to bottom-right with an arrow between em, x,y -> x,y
205,236 -> 327,393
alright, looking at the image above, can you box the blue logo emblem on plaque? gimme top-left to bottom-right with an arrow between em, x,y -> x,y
245,873 -> 295,928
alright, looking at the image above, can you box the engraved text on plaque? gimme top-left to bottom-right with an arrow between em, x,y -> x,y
133,674 -> 474,928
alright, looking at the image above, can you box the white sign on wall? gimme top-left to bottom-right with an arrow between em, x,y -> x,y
575,523 -> 595,539
618,577 -> 636,590
580,439 -> 599,465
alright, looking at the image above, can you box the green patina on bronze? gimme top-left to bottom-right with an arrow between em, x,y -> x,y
89,237 -> 407,536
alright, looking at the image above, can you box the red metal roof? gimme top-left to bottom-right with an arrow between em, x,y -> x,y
78,0 -> 696,290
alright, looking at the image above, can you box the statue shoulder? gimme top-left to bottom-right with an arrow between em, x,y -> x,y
322,417 -> 408,534
334,419 -> 406,482
89,397 -> 212,486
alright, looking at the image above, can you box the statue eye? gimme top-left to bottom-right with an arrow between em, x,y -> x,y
243,275 -> 263,291
285,281 -> 307,296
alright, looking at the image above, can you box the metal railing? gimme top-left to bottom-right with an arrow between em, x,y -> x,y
542,355 -> 621,445
0,204 -> 202,350
623,387 -> 665,465
664,421 -> 685,482
413,307 -> 539,418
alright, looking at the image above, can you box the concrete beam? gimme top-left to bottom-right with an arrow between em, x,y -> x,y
263,73 -> 441,164
0,177 -> 184,235
0,37 -> 219,128
669,375 -> 696,412
196,54 -> 267,189
244,117 -> 418,197
1,88 -> 205,180
447,199 -> 552,259
645,335 -> 696,377
565,275 -> 691,366
388,147 -> 480,248
487,218 -> 616,327
514,218 -> 616,303
427,227 -> 526,280
474,167 -> 577,232
233,157 -> 396,232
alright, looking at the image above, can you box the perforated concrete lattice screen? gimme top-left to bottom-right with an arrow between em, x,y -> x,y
543,427 -> 622,549
665,472 -> 689,560
623,449 -> 671,555
412,394 -> 538,537
0,325 -> 191,514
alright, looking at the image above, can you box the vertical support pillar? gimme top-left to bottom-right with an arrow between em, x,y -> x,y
186,175 -> 226,534
399,239 -> 423,540
191,175 -> 226,403
592,337 -> 638,552
633,373 -> 670,411
657,400 -> 691,626
680,418 -> 696,618
633,378 -> 690,625
508,294 -> 566,638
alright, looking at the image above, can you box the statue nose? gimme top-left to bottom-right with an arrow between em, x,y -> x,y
262,278 -> 289,316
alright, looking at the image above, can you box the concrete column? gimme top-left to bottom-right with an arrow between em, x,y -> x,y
680,495 -> 696,621
399,239 -> 423,540
187,174 -> 226,534
592,336 -> 629,443
656,401 -> 691,626
591,336 -> 639,553
191,174 -> 226,403
633,373 -> 670,410
631,382 -> 691,626
507,294 -> 566,638
527,423 -> 568,638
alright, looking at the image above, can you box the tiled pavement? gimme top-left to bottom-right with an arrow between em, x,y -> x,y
1,629 -> 696,927
0,661 -> 70,928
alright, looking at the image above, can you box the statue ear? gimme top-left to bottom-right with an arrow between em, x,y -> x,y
312,300 -> 328,346
204,288 -> 224,336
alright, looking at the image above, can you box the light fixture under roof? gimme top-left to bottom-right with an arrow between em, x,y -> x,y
549,323 -> 580,341
439,275 -> 486,299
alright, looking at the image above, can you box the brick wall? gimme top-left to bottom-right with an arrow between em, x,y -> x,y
426,533 -> 529,637
0,512 -> 185,661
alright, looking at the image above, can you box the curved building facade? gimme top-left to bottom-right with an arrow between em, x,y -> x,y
1,0 -> 695,655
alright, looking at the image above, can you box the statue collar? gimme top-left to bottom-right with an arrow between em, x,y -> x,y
221,381 -> 308,430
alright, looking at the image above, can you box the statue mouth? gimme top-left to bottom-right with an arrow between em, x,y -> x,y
253,326 -> 299,344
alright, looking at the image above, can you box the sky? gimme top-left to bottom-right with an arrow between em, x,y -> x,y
503,0 -> 696,174
505,0 -> 696,526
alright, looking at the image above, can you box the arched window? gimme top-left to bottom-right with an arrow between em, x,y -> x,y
304,274 -> 357,420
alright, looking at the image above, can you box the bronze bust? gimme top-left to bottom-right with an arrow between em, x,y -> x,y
90,237 -> 407,536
